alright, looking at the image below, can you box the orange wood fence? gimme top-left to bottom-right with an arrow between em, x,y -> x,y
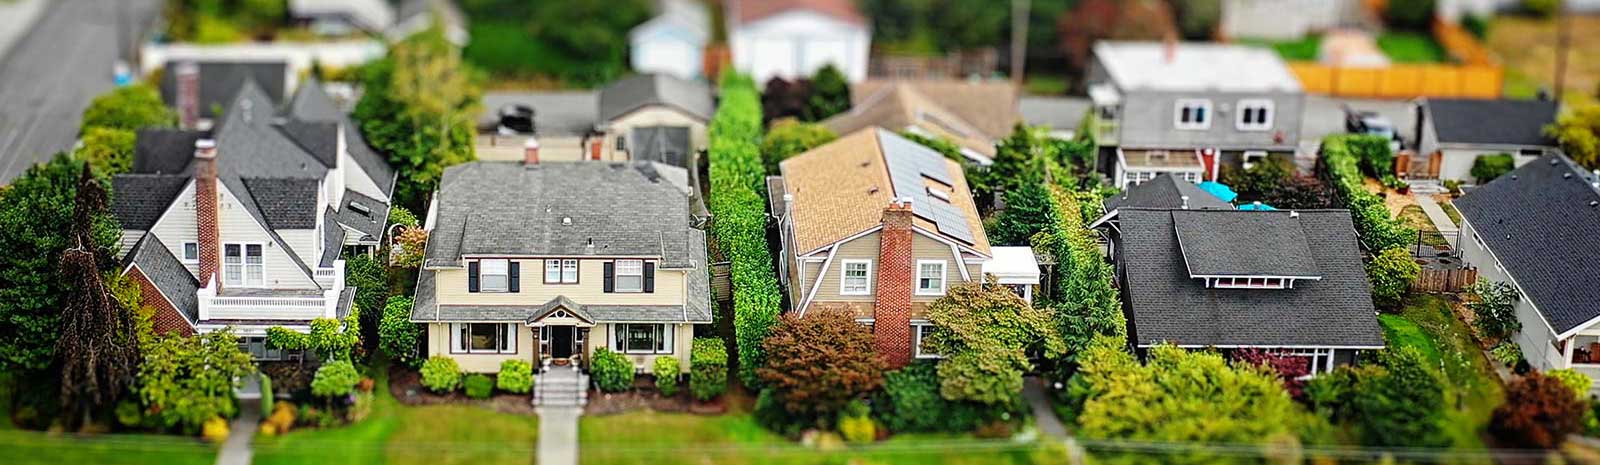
1288,63 -> 1503,99
1412,267 -> 1479,293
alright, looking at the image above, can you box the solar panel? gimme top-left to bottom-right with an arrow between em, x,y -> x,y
876,129 -> 975,244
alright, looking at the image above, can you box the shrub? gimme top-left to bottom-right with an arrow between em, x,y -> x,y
926,279 -> 1065,407
265,402 -> 296,434
311,360 -> 361,398
464,374 -> 493,399
420,356 -> 462,393
653,357 -> 681,397
1233,348 -> 1312,398
1523,0 -> 1558,17
1468,279 -> 1521,341
345,254 -> 388,354
80,83 -> 175,133
391,228 -> 429,268
1385,0 -> 1436,30
497,360 -> 534,394
115,400 -> 143,428
388,206 -> 419,229
379,296 -> 423,367
201,417 -> 229,443
1493,371 -> 1585,448
1462,14 -> 1490,39
591,348 -> 635,392
75,127 -> 138,176
874,362 -> 987,433
259,374 -> 274,418
1366,247 -> 1421,309
1470,153 -> 1515,184
758,310 -> 884,425
266,313 -> 361,362
689,338 -> 728,401
1320,136 -> 1415,251
760,119 -> 837,174
1546,369 -> 1592,400
136,330 -> 256,431
837,400 -> 876,444
1491,341 -> 1524,367
711,73 -> 783,387
1351,347 -> 1450,447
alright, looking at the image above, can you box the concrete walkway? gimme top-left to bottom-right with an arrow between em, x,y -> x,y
536,407 -> 579,465
216,399 -> 260,465
1023,377 -> 1068,439
1414,193 -> 1459,234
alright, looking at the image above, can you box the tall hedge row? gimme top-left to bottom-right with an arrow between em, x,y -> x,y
1319,136 -> 1415,252
709,73 -> 783,387
1035,185 -> 1126,365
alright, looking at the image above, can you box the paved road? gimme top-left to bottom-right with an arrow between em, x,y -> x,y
0,0 -> 161,183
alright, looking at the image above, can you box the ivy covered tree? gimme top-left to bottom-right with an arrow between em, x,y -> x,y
54,165 -> 141,430
805,64 -> 850,122
1034,186 -> 1126,364
989,181 -> 1055,246
756,310 -> 884,427
379,296 -> 423,367
925,279 -> 1065,407
1366,247 -> 1421,310
138,330 -> 255,432
760,119 -> 837,174
266,312 -> 361,361
1548,101 -> 1600,170
345,254 -> 388,353
74,127 -> 138,177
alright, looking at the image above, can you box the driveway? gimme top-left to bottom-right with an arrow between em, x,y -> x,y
1296,95 -> 1419,172
0,0 -> 161,184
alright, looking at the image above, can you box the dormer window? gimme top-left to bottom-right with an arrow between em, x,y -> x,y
1209,276 -> 1291,289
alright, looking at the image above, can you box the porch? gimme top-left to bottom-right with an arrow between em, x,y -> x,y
1564,334 -> 1600,391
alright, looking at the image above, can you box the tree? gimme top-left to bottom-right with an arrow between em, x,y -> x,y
345,254 -> 388,353
926,279 -> 1066,407
1385,0 -> 1437,31
1056,0 -> 1176,72
0,155 -> 119,374
266,312 -> 361,361
137,330 -> 256,431
1492,371 -> 1585,448
1470,153 -> 1515,184
989,181 -> 1055,246
1549,102 -> 1600,170
1350,347 -> 1450,447
520,0 -> 652,86
354,27 -> 482,212
760,77 -> 813,124
1171,0 -> 1221,40
760,119 -> 837,174
756,310 -> 884,425
1467,279 -> 1521,341
1232,348 -> 1312,398
1366,247 -> 1420,309
54,164 -> 141,430
79,84 -> 175,133
805,64 -> 850,122
1035,186 -> 1126,364
75,127 -> 138,177
1222,160 -> 1335,209
379,296 -> 423,367
310,360 -> 362,398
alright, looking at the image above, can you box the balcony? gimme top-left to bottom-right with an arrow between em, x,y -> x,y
195,260 -> 347,324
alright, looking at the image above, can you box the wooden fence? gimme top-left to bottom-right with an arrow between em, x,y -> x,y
1288,63 -> 1502,99
1412,267 -> 1478,293
710,261 -> 732,305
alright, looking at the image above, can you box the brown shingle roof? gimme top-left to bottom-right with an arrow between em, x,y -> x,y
822,83 -> 998,158
779,127 -> 990,256
731,0 -> 866,26
851,80 -> 1021,139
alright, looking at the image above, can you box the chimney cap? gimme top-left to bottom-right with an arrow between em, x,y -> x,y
525,137 -> 540,149
195,139 -> 216,150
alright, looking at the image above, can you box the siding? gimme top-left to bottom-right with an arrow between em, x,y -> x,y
435,258 -> 687,307
1113,89 -> 1304,151
601,106 -> 709,158
1459,220 -> 1565,370
425,323 -> 538,373
341,151 -> 387,203
730,10 -> 871,83
279,229 -> 319,269
150,182 -> 317,289
120,230 -> 147,259
150,182 -> 201,277
803,230 -> 976,306
1439,147 -> 1543,183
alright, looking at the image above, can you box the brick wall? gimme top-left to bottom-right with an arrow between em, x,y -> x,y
194,142 -> 220,290
874,200 -> 914,369
128,267 -> 194,336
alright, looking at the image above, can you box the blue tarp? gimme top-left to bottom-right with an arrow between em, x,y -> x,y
1198,181 -> 1238,203
1238,202 -> 1278,211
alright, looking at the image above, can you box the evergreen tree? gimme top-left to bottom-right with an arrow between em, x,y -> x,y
805,64 -> 850,122
55,164 -> 141,430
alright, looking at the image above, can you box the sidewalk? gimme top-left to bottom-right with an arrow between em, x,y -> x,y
536,407 -> 579,465
1023,377 -> 1067,439
1414,193 -> 1458,233
216,399 -> 260,465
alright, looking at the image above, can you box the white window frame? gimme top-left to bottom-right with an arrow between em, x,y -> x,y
480,259 -> 509,293
182,242 -> 199,263
544,259 -> 579,284
612,323 -> 673,354
1210,276 -> 1289,289
223,243 -> 265,287
615,259 -> 644,293
544,259 -> 562,283
915,260 -> 947,296
451,323 -> 516,354
1235,99 -> 1275,131
1279,348 -> 1335,376
1242,150 -> 1269,170
913,323 -> 941,359
1174,99 -> 1213,130
839,259 -> 873,295
562,259 -> 578,283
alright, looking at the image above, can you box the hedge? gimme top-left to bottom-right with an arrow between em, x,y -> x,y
710,73 -> 783,387
1319,135 -> 1415,252
690,338 -> 729,401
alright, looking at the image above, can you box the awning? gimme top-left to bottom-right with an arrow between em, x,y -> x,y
1197,181 -> 1238,203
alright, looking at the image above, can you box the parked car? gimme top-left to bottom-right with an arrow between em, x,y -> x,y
497,103 -> 535,135
1343,106 -> 1402,152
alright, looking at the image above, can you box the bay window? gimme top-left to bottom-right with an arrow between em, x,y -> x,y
452,323 -> 516,354
613,323 -> 673,354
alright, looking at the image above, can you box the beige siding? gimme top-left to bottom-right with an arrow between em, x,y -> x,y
587,322 -> 695,372
601,106 -> 709,159
119,230 -> 146,259
425,323 -> 538,373
476,135 -> 589,163
150,181 -> 201,277
800,230 -> 975,305
435,258 -> 688,307
216,184 -> 318,289
278,229 -> 319,269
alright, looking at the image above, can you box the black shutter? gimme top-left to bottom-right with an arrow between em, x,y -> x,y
467,261 -> 480,293
643,262 -> 655,293
508,261 -> 521,293
603,262 -> 615,293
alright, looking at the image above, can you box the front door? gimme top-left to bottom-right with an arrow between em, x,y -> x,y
551,326 -> 574,359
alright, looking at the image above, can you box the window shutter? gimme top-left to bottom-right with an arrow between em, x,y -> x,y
603,262 -> 615,293
643,262 -> 655,293
467,261 -> 480,293
508,261 -> 521,293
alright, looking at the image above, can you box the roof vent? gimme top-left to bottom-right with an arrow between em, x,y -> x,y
1289,210 -> 1300,218
1511,175 -> 1518,181
349,202 -> 371,217
868,186 -> 879,194
1551,158 -> 1560,165
1591,201 -> 1598,207
1180,195 -> 1190,209
562,217 -> 572,226
1564,173 -> 1572,179
859,160 -> 871,168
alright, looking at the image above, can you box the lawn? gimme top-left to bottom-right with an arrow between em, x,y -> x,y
254,364 -> 538,465
1488,15 -> 1600,101
0,375 -> 217,465
1377,32 -> 1448,63
1238,35 -> 1324,61
1379,295 -> 1505,452
580,411 -> 1056,465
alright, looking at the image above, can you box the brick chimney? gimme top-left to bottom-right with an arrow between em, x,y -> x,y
194,139 -> 221,290
176,62 -> 200,130
524,137 -> 540,165
874,197 -> 915,369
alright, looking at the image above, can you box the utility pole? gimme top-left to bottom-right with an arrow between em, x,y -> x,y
1554,0 -> 1571,100
1011,0 -> 1029,86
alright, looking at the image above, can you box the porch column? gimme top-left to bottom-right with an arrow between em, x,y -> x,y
1565,336 -> 1576,369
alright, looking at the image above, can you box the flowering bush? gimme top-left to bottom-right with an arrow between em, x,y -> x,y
391,227 -> 429,268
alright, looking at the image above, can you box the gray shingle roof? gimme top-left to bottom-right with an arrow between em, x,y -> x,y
277,120 -> 340,168
1171,210 -> 1321,278
598,73 -> 713,123
1455,154 -> 1600,335
133,129 -> 206,174
125,235 -> 199,323
320,208 -> 346,267
1425,98 -> 1559,147
1117,208 -> 1383,347
336,189 -> 389,243
112,175 -> 189,230
287,79 -> 397,196
1103,174 -> 1233,212
160,61 -> 288,118
241,178 -> 321,229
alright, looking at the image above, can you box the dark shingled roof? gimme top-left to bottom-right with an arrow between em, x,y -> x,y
132,129 -> 207,174
1455,154 -> 1600,335
160,61 -> 288,118
240,178 -> 322,229
112,175 -> 189,230
1117,208 -> 1383,348
320,208 -> 346,267
125,235 -> 199,323
1104,174 -> 1233,212
287,78 -> 397,196
1425,98 -> 1559,147
597,73 -> 713,123
336,189 -> 389,243
1172,210 -> 1321,278
277,120 -> 340,168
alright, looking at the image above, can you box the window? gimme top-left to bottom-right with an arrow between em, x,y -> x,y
913,324 -> 941,359
1174,99 -> 1212,130
613,323 -> 672,354
615,259 -> 644,292
840,260 -> 872,295
616,135 -> 627,152
182,242 -> 199,263
544,259 -> 579,284
479,259 -> 509,292
223,244 -> 264,286
237,336 -> 283,360
1210,276 -> 1289,289
1242,151 -> 1268,170
1278,348 -> 1334,376
916,260 -> 946,295
1235,99 -> 1274,131
453,323 -> 516,354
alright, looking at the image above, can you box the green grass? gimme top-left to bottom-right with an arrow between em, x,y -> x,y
580,411 -> 1055,465
1024,74 -> 1070,96
0,374 -> 216,465
1237,35 -> 1324,61
1377,32 -> 1448,64
1381,295 -> 1505,453
254,363 -> 538,465
1440,201 -> 1463,226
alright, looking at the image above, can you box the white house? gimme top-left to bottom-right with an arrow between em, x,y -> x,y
630,0 -> 710,80
1415,98 -> 1560,183
725,0 -> 871,84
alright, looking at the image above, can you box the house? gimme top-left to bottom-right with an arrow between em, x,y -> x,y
822,80 -> 1021,165
476,91 -> 599,162
1091,178 -> 1383,373
1086,41 -> 1304,189
409,154 -> 711,374
1414,98 -> 1560,183
160,60 -> 294,130
112,78 -> 397,359
771,128 -> 992,368
629,0 -> 710,80
725,0 -> 871,84
594,73 -> 713,171
1455,154 -> 1600,388
1020,96 -> 1092,140
1220,0 -> 1357,40
289,0 -> 468,45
